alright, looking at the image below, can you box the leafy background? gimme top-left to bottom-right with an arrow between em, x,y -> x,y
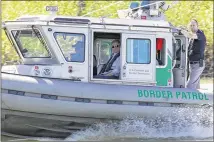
1,1 -> 213,77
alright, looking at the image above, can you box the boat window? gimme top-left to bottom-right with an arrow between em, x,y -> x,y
54,32 -> 85,62
175,39 -> 182,60
11,29 -> 51,58
99,39 -> 112,64
126,38 -> 151,64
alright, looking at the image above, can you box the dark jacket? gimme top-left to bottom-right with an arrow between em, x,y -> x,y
189,29 -> 206,61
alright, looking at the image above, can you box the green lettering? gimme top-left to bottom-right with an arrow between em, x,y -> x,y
144,90 -> 149,98
198,93 -> 204,100
138,90 -> 143,97
186,92 -> 191,99
139,90 -> 209,100
156,91 -> 161,98
162,91 -> 167,98
149,90 -> 155,98
192,92 -> 198,100
176,92 -> 180,99
167,91 -> 173,99
182,92 -> 187,99
204,93 -> 209,100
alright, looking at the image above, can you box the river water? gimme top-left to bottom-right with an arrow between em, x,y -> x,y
65,106 -> 213,141
2,107 -> 213,142
1,84 -> 213,141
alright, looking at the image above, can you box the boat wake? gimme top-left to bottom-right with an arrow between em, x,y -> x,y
65,107 -> 213,141
4,106 -> 213,142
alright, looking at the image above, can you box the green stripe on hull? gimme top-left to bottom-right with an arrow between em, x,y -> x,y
156,56 -> 172,86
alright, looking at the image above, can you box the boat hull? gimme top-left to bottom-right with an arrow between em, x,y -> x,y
1,73 -> 213,138
1,93 -> 211,119
1,109 -> 100,139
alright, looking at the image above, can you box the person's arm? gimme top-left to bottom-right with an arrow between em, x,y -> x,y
111,57 -> 120,76
199,32 -> 206,67
103,58 -> 120,76
180,30 -> 198,39
199,42 -> 205,67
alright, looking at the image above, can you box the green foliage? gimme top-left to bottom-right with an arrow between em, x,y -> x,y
1,1 -> 130,64
19,36 -> 50,58
1,1 -> 213,65
165,1 -> 213,46
165,1 -> 213,77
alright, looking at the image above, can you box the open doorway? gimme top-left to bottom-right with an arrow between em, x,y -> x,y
92,32 -> 121,79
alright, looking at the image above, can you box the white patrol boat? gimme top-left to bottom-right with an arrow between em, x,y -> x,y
1,2 -> 213,139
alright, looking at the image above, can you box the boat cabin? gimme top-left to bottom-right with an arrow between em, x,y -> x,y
2,14 -> 188,88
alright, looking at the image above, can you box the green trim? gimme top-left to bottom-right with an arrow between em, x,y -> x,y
156,56 -> 172,86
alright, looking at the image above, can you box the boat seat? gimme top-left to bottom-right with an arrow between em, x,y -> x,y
93,55 -> 97,75
97,64 -> 103,75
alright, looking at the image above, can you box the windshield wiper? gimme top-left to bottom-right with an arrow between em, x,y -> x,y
31,25 -> 47,48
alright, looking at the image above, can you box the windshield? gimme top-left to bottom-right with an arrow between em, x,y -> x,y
11,29 -> 51,58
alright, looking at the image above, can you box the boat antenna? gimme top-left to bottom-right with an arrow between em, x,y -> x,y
117,1 -> 179,19
117,1 -> 178,13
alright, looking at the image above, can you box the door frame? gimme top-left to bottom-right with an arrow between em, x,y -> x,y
120,33 -> 156,84
173,35 -> 188,88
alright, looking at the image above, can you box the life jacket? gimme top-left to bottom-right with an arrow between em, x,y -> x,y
99,52 -> 120,74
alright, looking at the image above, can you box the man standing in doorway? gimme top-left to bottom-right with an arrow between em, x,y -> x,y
181,19 -> 206,89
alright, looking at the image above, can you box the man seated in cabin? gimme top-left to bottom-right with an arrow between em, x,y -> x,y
94,39 -> 121,79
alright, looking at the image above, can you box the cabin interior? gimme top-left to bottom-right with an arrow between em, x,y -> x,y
92,31 -> 166,79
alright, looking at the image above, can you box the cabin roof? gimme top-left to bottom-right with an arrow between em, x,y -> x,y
13,15 -> 171,28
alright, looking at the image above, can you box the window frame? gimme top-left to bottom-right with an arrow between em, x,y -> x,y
175,39 -> 182,52
126,38 -> 151,64
11,28 -> 51,58
53,32 -> 86,63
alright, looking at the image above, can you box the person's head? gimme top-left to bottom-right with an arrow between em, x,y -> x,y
189,19 -> 199,33
111,39 -> 120,54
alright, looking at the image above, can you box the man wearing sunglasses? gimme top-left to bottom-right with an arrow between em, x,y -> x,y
94,39 -> 121,79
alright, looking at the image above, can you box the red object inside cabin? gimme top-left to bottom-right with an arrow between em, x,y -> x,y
156,38 -> 164,51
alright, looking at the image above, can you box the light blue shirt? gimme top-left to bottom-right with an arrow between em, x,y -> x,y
102,53 -> 120,77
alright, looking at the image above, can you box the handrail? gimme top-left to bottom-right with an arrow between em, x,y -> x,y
3,19 -> 172,30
